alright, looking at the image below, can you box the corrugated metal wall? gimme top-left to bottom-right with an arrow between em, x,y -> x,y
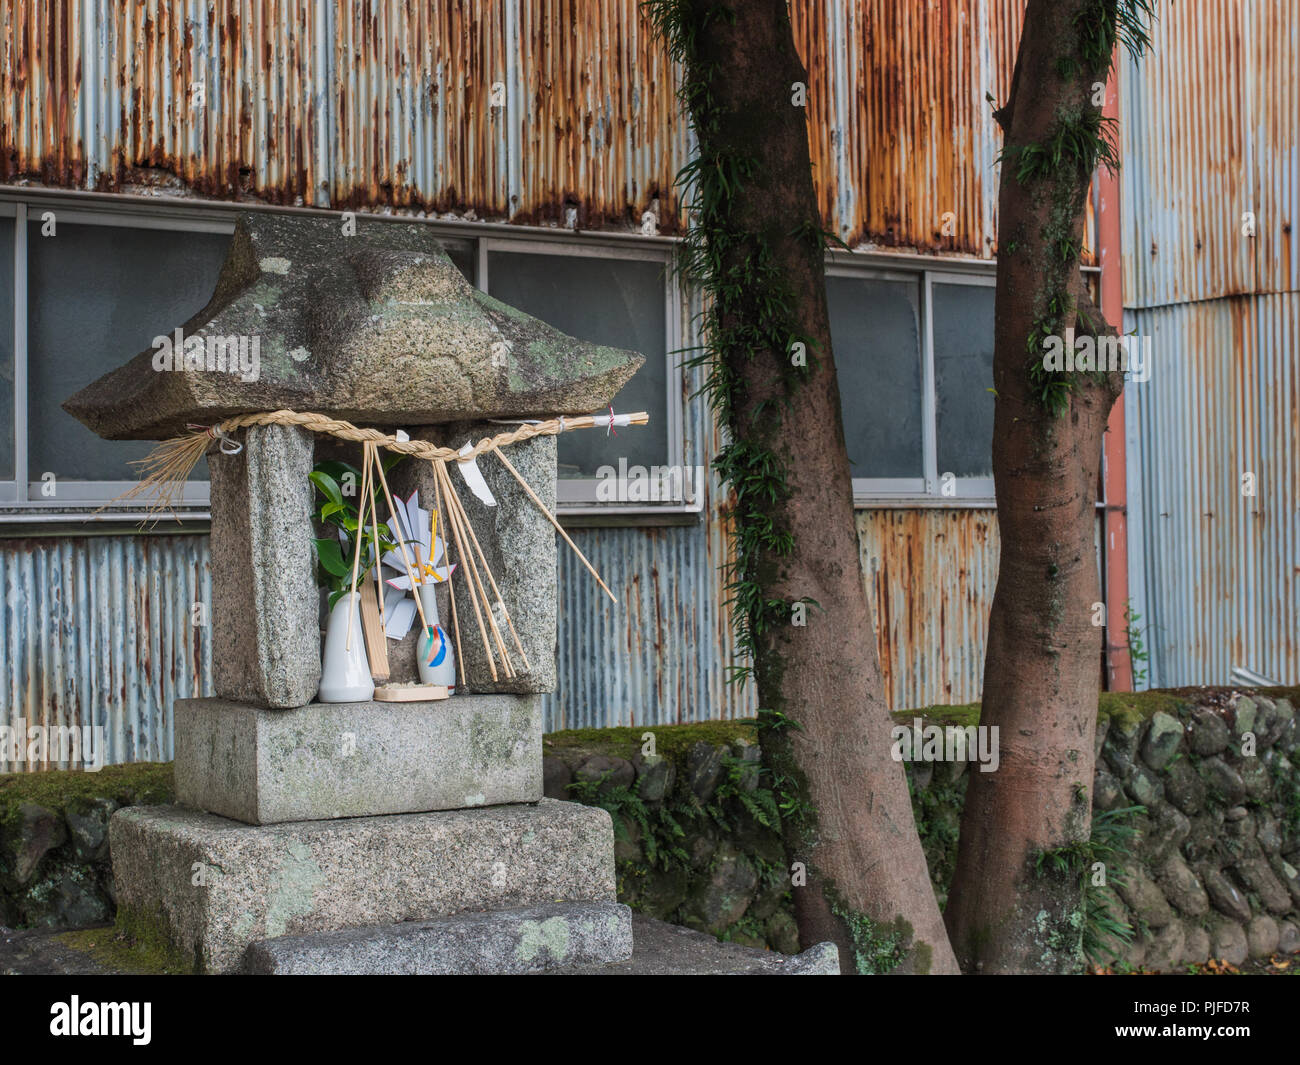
1122,2 -> 1298,687
0,534 -> 210,770
3,1 -> 1209,765
2,0 -> 1064,255
858,508 -> 998,711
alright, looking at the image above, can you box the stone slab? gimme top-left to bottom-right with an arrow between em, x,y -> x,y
209,423 -> 320,709
243,901 -> 632,974
109,799 -> 615,974
549,916 -> 841,975
174,694 -> 542,825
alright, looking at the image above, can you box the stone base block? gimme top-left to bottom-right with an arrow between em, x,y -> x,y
174,694 -> 541,824
110,800 -> 614,974
243,901 -> 632,974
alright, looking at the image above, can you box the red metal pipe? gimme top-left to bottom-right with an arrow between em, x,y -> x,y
1100,64 -> 1133,692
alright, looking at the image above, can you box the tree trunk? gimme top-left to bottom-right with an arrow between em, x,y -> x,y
943,0 -> 1143,972
650,0 -> 957,974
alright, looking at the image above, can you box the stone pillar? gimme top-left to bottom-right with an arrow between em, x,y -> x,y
208,424 -> 320,708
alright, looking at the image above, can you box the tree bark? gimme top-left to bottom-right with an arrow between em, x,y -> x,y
659,0 -> 958,974
943,0 -> 1130,973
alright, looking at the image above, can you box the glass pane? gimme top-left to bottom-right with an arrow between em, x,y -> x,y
27,221 -> 229,482
933,282 -> 995,479
0,218 -> 13,481
826,276 -> 923,478
488,251 -> 668,480
441,238 -> 475,285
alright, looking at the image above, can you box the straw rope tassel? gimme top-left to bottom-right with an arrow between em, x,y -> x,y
440,459 -> 531,673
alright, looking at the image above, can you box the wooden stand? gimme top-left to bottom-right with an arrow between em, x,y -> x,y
374,683 -> 451,703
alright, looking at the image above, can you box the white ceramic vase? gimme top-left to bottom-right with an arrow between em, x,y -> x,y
318,591 -> 374,703
416,582 -> 457,692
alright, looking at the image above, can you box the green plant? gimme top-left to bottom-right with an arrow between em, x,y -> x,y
1124,600 -> 1150,686
309,457 -> 404,608
1033,803 -> 1145,966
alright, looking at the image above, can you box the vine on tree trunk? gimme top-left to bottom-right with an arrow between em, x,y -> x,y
999,0 -> 1156,413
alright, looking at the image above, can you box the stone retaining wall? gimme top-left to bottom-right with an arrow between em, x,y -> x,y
4,689 -> 1299,971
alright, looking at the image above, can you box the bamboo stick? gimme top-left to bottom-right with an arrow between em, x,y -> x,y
367,443 -> 385,626
345,443 -> 373,652
441,460 -> 531,672
437,461 -> 513,678
371,445 -> 433,638
431,460 -> 464,688
435,462 -> 516,677
490,444 -> 617,603
435,460 -> 498,681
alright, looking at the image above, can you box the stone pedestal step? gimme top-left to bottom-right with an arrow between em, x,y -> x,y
550,916 -> 841,975
175,694 -> 541,825
243,901 -> 633,974
110,799 -> 614,973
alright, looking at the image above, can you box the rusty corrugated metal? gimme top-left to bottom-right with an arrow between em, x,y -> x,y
0,0 -> 1085,255
1121,1 -> 1297,687
0,534 -> 211,770
856,508 -> 999,710
1121,0 -> 1297,307
512,0 -> 688,232
1127,295 -> 1298,686
824,0 -> 1023,256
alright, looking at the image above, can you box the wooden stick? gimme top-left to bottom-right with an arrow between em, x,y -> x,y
367,444 -> 386,626
435,460 -> 497,681
358,580 -> 390,682
371,444 -> 432,638
441,460 -> 531,673
431,460 -> 464,688
436,462 -> 515,677
345,443 -> 373,652
490,444 -> 617,603
437,461 -> 512,678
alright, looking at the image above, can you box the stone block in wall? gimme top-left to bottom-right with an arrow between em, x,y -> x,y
1209,919 -> 1248,965
1154,854 -> 1209,918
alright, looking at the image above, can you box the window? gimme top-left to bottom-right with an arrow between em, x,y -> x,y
828,265 -> 996,503
1,201 -> 233,514
479,239 -> 684,511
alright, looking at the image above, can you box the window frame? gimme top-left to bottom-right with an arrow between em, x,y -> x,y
825,252 -> 999,507
476,236 -> 695,515
0,191 -> 694,522
2,198 -> 235,516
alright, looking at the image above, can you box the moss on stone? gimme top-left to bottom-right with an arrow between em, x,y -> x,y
0,762 -> 174,830
546,720 -> 758,761
891,703 -> 982,729
57,907 -> 194,976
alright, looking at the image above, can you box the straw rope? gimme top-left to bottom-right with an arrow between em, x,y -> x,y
118,408 -> 648,515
